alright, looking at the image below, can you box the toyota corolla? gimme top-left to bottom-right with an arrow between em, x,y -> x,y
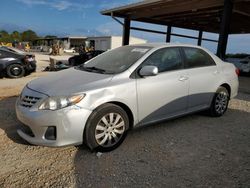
16,43 -> 239,151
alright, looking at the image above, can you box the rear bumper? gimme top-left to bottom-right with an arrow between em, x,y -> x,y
230,77 -> 239,98
240,69 -> 250,73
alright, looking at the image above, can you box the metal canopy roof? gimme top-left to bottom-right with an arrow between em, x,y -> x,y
101,0 -> 250,34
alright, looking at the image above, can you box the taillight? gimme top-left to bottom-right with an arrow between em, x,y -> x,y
235,68 -> 240,76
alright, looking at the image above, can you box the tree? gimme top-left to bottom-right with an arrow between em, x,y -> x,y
45,35 -> 57,39
0,30 -> 12,42
21,30 -> 38,42
11,31 -> 21,42
0,30 -> 40,43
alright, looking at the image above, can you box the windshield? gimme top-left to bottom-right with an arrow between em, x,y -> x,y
77,46 -> 152,74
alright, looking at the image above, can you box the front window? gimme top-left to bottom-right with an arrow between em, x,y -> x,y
76,46 -> 152,74
142,47 -> 183,73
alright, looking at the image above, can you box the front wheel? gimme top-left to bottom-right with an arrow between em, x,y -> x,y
84,104 -> 129,152
209,86 -> 229,117
6,64 -> 25,78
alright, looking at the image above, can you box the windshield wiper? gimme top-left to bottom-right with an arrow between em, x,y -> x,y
79,66 -> 105,73
86,66 -> 105,72
78,65 -> 114,74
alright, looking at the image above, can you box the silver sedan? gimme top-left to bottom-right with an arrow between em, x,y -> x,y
16,43 -> 239,151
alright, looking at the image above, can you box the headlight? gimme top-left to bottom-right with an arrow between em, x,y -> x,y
19,86 -> 26,99
39,94 -> 85,110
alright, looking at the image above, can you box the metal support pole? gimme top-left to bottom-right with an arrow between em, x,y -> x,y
166,26 -> 172,43
197,30 -> 203,46
122,18 -> 131,46
217,0 -> 233,59
111,12 -> 124,26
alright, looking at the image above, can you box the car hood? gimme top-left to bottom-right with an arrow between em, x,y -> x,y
27,68 -> 114,96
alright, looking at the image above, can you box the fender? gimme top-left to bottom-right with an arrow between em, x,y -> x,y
0,58 -> 23,71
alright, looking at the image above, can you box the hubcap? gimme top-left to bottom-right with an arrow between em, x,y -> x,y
215,91 -> 228,114
95,113 -> 125,147
11,67 -> 21,76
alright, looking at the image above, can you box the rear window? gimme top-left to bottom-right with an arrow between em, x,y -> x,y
183,47 -> 216,68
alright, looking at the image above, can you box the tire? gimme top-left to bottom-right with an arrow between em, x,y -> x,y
84,103 -> 129,152
68,57 -> 74,66
6,64 -> 25,78
209,86 -> 229,117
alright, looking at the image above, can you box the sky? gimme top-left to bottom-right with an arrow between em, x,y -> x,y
0,0 -> 249,54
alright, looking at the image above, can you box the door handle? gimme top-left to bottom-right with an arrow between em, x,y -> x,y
179,76 -> 189,81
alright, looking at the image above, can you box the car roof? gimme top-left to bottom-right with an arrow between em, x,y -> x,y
130,42 -> 206,49
130,42 -> 223,63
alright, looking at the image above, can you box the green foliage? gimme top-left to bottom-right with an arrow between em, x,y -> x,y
0,30 -> 38,43
45,35 -> 57,39
0,30 -> 12,42
11,31 -> 21,42
21,30 -> 38,41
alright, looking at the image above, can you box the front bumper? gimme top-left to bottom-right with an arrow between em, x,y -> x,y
25,60 -> 37,72
15,87 -> 92,147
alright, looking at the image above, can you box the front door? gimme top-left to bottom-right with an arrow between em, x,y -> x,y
136,47 -> 189,124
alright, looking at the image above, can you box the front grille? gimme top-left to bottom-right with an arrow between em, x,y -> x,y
20,95 -> 41,108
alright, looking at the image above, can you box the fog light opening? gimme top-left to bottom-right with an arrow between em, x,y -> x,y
45,126 -> 57,140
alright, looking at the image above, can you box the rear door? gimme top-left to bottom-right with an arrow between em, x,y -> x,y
136,47 -> 189,124
181,47 -> 219,111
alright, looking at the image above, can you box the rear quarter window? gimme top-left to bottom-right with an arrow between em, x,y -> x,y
182,47 -> 216,69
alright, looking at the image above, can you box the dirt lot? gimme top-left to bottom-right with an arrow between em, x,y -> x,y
0,54 -> 250,187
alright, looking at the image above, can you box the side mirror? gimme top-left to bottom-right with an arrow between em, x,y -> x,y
139,65 -> 158,77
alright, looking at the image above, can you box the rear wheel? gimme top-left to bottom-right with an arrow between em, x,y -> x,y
6,64 -> 25,78
84,103 -> 129,152
209,86 -> 229,117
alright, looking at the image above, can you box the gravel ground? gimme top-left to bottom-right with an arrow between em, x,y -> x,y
0,54 -> 249,187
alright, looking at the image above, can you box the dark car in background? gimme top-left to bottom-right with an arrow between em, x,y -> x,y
1,46 -> 27,55
238,56 -> 250,74
68,50 -> 104,66
0,47 -> 36,78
